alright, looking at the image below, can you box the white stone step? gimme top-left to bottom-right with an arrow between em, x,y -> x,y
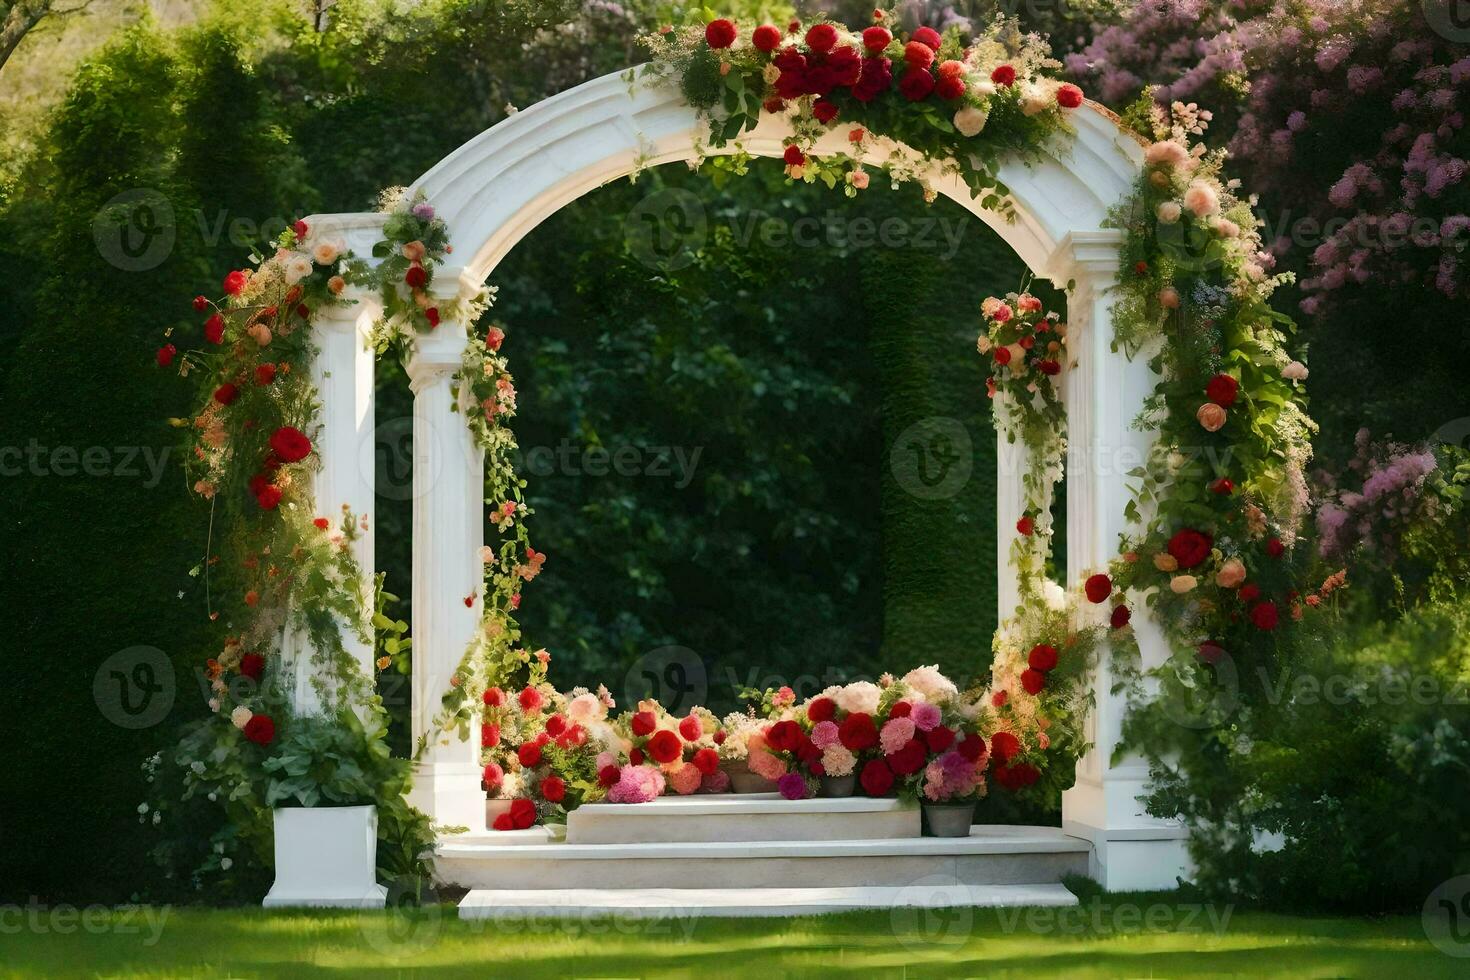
458,882 -> 1078,919
564,793 -> 920,844
436,824 -> 1092,891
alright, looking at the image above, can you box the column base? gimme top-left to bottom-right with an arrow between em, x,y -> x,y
408,761 -> 486,832
264,805 -> 387,909
1063,768 -> 1192,892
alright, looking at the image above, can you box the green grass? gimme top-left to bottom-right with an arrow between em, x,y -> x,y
0,890 -> 1456,978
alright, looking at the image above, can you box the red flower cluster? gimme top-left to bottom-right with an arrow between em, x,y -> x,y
1167,528 -> 1214,569
492,798 -> 537,831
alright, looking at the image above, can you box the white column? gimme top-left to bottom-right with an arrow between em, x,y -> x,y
995,422 -> 1030,623
1050,231 -> 1191,891
278,288 -> 380,716
404,310 -> 487,831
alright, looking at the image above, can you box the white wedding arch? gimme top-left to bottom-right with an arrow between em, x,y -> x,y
294,67 -> 1188,898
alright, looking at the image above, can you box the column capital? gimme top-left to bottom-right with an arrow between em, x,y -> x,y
406,320 -> 471,390
300,212 -> 388,258
1043,230 -> 1127,286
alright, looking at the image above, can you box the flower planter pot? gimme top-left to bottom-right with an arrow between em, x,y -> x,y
723,759 -> 778,794
922,801 -> 976,838
819,773 -> 856,798
263,805 -> 387,908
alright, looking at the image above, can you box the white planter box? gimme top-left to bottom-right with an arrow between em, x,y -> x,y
262,805 -> 388,908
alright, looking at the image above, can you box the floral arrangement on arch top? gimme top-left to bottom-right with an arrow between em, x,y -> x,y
639,10 -> 1087,206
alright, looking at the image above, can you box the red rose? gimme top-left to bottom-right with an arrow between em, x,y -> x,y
767,719 -> 802,753
1056,83 -> 1084,109
693,748 -> 720,776
630,710 -> 656,737
648,729 -> 682,764
783,144 -> 806,167
254,363 -> 276,386
853,56 -> 892,102
510,798 -> 536,829
482,723 -> 501,748
425,307 -> 440,328
888,738 -> 928,776
540,775 -> 566,803
807,697 -> 836,723
293,219 -> 309,238
859,758 -> 895,796
957,732 -> 986,761
861,26 -> 891,51
705,18 -> 737,49
156,344 -> 177,367
243,714 -> 275,746
1167,528 -> 1214,569
214,383 -> 239,406
239,653 -> 264,680
936,74 -> 965,100
902,40 -> 934,70
1021,668 -> 1046,695
1016,515 -> 1035,536
545,714 -> 567,737
517,742 -> 542,767
678,715 -> 703,742
491,813 -> 513,831
812,98 -> 839,123
1028,644 -> 1058,672
991,64 -> 1016,86
223,270 -> 248,296
713,730 -> 726,745
1110,605 -> 1132,629
629,747 -> 645,766
752,24 -> 782,52
204,314 -> 224,344
1239,582 -> 1261,602
899,67 -> 935,101
993,346 -> 1012,366
1266,537 -> 1285,558
911,26 -> 941,49
1205,374 -> 1239,407
193,295 -> 209,312
763,97 -> 786,113
1250,601 -> 1279,631
1038,359 -> 1062,376
1084,573 -> 1112,604
482,764 -> 502,789
924,725 -> 955,753
518,686 -> 543,711
598,764 -> 621,787
255,485 -> 283,510
483,686 -> 505,707
268,426 -> 312,464
1210,478 -> 1234,495
405,265 -> 427,289
805,23 -> 837,52
990,730 -> 1021,763
838,713 -> 878,751
1198,640 -> 1227,664
889,701 -> 912,719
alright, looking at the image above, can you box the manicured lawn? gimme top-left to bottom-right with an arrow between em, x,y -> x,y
0,889 -> 1457,978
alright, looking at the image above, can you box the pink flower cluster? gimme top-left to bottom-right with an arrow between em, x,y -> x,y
1315,429 -> 1440,560
606,765 -> 666,804
921,748 -> 988,803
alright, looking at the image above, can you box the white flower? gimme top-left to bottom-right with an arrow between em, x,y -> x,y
137,803 -> 150,815
230,705 -> 253,730
970,80 -> 996,99
954,106 -> 989,137
281,253 -> 313,284
1019,83 -> 1052,117
763,64 -> 780,85
834,681 -> 881,715
1283,361 -> 1309,381
901,665 -> 959,704
1042,580 -> 1067,612
220,857 -> 233,871
1156,201 -> 1182,224
311,238 -> 344,266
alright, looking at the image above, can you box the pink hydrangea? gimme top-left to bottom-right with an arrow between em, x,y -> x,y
820,743 -> 857,777
747,746 -> 788,781
667,762 -> 703,795
911,702 -> 942,732
607,765 -> 665,804
879,716 -> 917,756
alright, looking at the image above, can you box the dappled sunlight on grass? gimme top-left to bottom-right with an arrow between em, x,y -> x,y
1,902 -> 1461,978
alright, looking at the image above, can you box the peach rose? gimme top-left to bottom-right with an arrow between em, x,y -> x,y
1170,575 -> 1198,594
1216,558 -> 1247,589
401,240 -> 427,263
1183,180 -> 1220,218
1154,552 -> 1179,572
1159,287 -> 1181,309
1197,402 -> 1227,432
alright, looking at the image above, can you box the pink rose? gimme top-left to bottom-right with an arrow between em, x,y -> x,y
1197,403 -> 1227,432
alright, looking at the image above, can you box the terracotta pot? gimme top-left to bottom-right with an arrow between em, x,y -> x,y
922,801 -> 976,838
819,773 -> 856,798
723,758 -> 777,794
